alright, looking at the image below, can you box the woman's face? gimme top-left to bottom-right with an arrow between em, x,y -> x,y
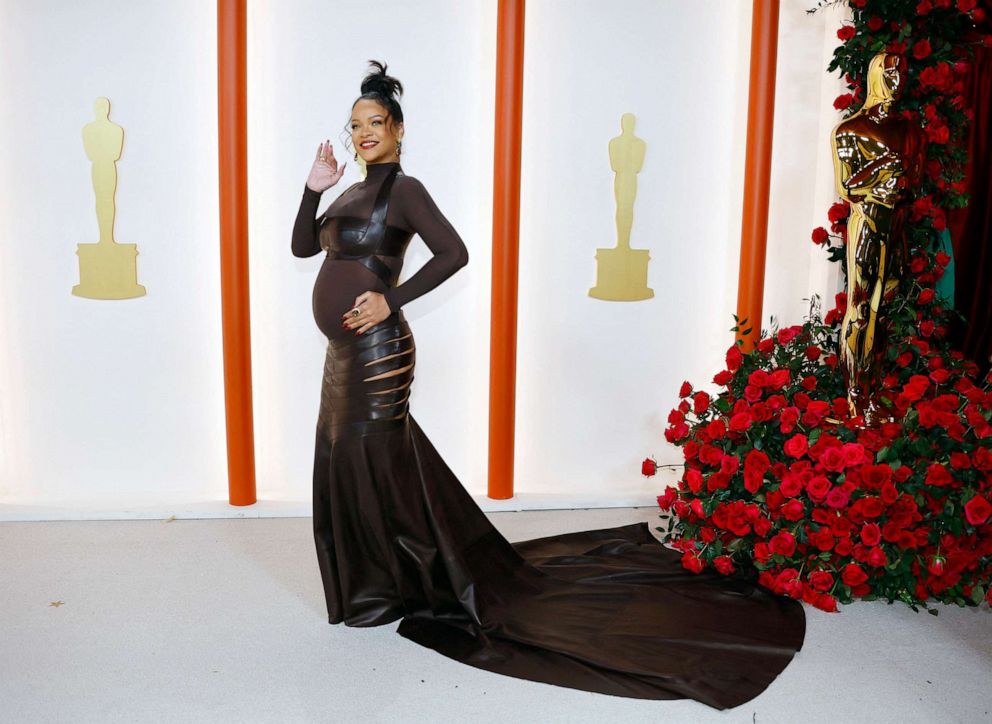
350,99 -> 403,164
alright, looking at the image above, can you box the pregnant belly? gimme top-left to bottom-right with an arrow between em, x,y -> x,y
313,258 -> 391,340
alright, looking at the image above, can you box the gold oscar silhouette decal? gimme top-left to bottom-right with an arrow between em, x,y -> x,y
830,53 -> 926,425
72,97 -> 146,300
589,113 -> 653,301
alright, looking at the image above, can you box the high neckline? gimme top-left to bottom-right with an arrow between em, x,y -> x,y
364,161 -> 401,182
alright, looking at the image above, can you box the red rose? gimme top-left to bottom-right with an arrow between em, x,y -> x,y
782,498 -> 805,521
729,412 -> 752,433
726,345 -> 743,371
826,487 -> 851,509
770,530 -> 797,556
692,391 -> 710,415
744,449 -> 770,475
713,556 -> 735,575
681,552 -> 704,574
641,458 -> 657,477
861,497 -> 885,518
958,0 -> 977,12
841,563 -> 868,587
713,370 -> 733,386
820,447 -> 846,472
837,25 -> 856,41
754,542 -> 772,563
657,486 -> 677,511
860,522 -> 882,546
812,593 -> 838,612
964,495 -> 992,526
903,375 -> 931,402
698,444 -> 722,466
690,498 -> 704,519
744,385 -> 764,402
867,16 -> 884,31
767,369 -> 791,389
861,464 -> 892,488
927,555 -> 946,576
841,443 -> 867,467
950,452 -> 972,470
833,94 -> 854,111
720,455 -> 740,475
706,472 -> 730,492
679,381 -> 692,398
685,468 -> 703,493
811,227 -> 829,245
912,39 -> 932,59
809,570 -> 834,592
806,475 -> 831,502
828,202 -> 850,224
778,473 -> 803,498
780,406 -> 801,433
866,546 -> 888,568
810,526 -> 835,551
803,400 -> 831,427
777,327 -> 801,345
973,447 -> 992,471
748,369 -> 770,388
925,464 -> 953,487
784,434 -> 809,459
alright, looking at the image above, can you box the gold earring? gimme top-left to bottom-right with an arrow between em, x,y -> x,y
397,140 -> 403,156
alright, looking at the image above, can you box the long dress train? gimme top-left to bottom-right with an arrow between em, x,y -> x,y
295,161 -> 805,710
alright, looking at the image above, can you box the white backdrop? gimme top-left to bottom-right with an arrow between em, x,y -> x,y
0,0 -> 847,518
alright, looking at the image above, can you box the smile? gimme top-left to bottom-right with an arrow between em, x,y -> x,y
360,141 -> 379,149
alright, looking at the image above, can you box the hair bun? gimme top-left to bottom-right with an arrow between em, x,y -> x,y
360,60 -> 403,100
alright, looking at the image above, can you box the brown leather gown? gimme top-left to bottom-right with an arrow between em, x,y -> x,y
292,162 -> 805,710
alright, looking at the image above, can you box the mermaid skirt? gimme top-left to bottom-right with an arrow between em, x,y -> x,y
311,312 -> 805,710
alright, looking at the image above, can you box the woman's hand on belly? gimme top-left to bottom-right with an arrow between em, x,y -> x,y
342,290 -> 392,335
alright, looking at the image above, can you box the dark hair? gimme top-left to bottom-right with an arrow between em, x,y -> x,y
341,60 -> 404,153
355,59 -> 404,123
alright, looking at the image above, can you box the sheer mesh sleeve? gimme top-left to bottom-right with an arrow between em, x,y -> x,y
291,184 -> 324,258
383,177 -> 469,312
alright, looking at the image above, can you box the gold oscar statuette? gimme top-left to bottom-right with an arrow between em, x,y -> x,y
72,97 -> 146,300
589,113 -> 654,301
830,53 -> 926,425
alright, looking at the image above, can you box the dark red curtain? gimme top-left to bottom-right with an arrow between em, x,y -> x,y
948,5 -> 992,373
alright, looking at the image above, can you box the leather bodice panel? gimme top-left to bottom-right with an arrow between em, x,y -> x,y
317,165 -> 415,286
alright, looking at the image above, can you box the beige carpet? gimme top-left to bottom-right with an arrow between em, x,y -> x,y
2,507 -> 989,723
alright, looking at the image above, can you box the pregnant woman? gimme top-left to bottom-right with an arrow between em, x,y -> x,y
292,60 -> 805,710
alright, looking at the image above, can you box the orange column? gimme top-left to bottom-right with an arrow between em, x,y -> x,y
488,0 -> 526,500
217,0 -> 256,506
735,0 -> 780,352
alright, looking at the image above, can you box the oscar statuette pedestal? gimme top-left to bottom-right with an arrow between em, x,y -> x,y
589,246 -> 653,300
73,241 -> 146,300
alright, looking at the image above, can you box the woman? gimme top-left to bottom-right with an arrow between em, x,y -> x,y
292,61 -> 805,710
